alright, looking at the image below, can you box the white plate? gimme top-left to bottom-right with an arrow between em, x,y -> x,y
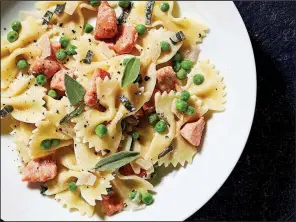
1,1 -> 256,221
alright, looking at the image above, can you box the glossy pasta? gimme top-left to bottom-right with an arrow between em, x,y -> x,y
0,1 -> 226,217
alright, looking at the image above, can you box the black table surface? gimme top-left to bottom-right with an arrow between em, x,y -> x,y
188,1 -> 296,221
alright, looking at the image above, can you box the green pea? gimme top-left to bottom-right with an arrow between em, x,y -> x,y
132,131 -> 139,140
155,120 -> 167,133
59,36 -> 70,48
7,30 -> 19,43
176,99 -> 188,112
90,0 -> 101,7
148,114 -> 159,125
135,24 -> 146,36
129,190 -> 137,200
36,74 -> 47,86
66,45 -> 77,55
68,182 -> 77,192
47,89 -> 57,98
181,60 -> 193,70
160,41 -> 171,52
186,106 -> 195,115
11,20 -> 22,32
56,49 -> 67,61
51,139 -> 60,147
180,90 -> 190,102
193,74 -> 205,85
84,24 -> 94,33
95,124 -> 107,137
176,68 -> 188,80
16,59 -> 28,70
160,2 -> 170,12
118,1 -> 130,8
41,139 -> 52,150
141,192 -> 153,205
173,62 -> 181,72
173,53 -> 181,62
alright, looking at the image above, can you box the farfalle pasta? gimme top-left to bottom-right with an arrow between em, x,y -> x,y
1,1 -> 226,217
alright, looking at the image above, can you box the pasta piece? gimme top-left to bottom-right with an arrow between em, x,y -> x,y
29,120 -> 73,159
112,174 -> 154,201
44,95 -> 75,137
127,1 -> 208,49
1,74 -> 35,98
1,79 -> 46,124
55,189 -> 94,217
1,46 -> 42,89
143,91 -> 177,162
1,16 -> 45,55
183,60 -> 226,111
80,172 -> 114,206
55,146 -> 80,171
10,122 -> 35,163
45,167 -> 97,195
74,141 -> 101,171
139,27 -> 183,66
72,34 -> 116,66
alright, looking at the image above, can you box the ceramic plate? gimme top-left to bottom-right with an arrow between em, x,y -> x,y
1,1 -> 256,221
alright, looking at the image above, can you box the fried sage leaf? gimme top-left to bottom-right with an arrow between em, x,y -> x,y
169,31 -> 186,45
145,1 -> 155,25
119,95 -> 136,112
60,103 -> 85,125
0,105 -> 14,118
64,74 -> 86,106
121,57 -> 141,88
158,144 -> 173,159
93,151 -> 140,171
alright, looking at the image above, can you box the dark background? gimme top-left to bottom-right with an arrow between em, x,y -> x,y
188,1 -> 296,221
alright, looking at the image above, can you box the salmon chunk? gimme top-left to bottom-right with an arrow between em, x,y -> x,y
84,68 -> 111,106
50,69 -> 74,92
94,1 -> 118,40
29,59 -> 61,79
180,117 -> 206,146
156,66 -> 178,93
113,24 -> 138,54
50,42 -> 62,59
101,191 -> 124,216
22,156 -> 57,182
119,164 -> 147,178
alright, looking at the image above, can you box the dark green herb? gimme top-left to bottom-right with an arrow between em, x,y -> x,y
82,50 -> 94,64
119,95 -> 135,112
42,11 -> 54,25
54,3 -> 66,15
169,31 -> 186,45
117,2 -> 133,24
133,74 -> 142,84
145,1 -> 155,25
158,144 -> 173,159
64,75 -> 86,106
121,57 -> 141,88
40,185 -> 48,195
0,105 -> 14,118
60,103 -> 85,125
93,151 -> 140,171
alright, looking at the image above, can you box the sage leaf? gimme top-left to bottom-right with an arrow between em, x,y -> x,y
145,1 -> 155,25
158,144 -> 173,159
0,105 -> 14,118
60,103 -> 85,125
42,11 -> 53,25
93,151 -> 140,171
121,57 -> 141,88
64,74 -> 86,106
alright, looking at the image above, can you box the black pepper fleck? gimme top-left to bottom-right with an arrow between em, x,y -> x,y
144,76 -> 150,81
